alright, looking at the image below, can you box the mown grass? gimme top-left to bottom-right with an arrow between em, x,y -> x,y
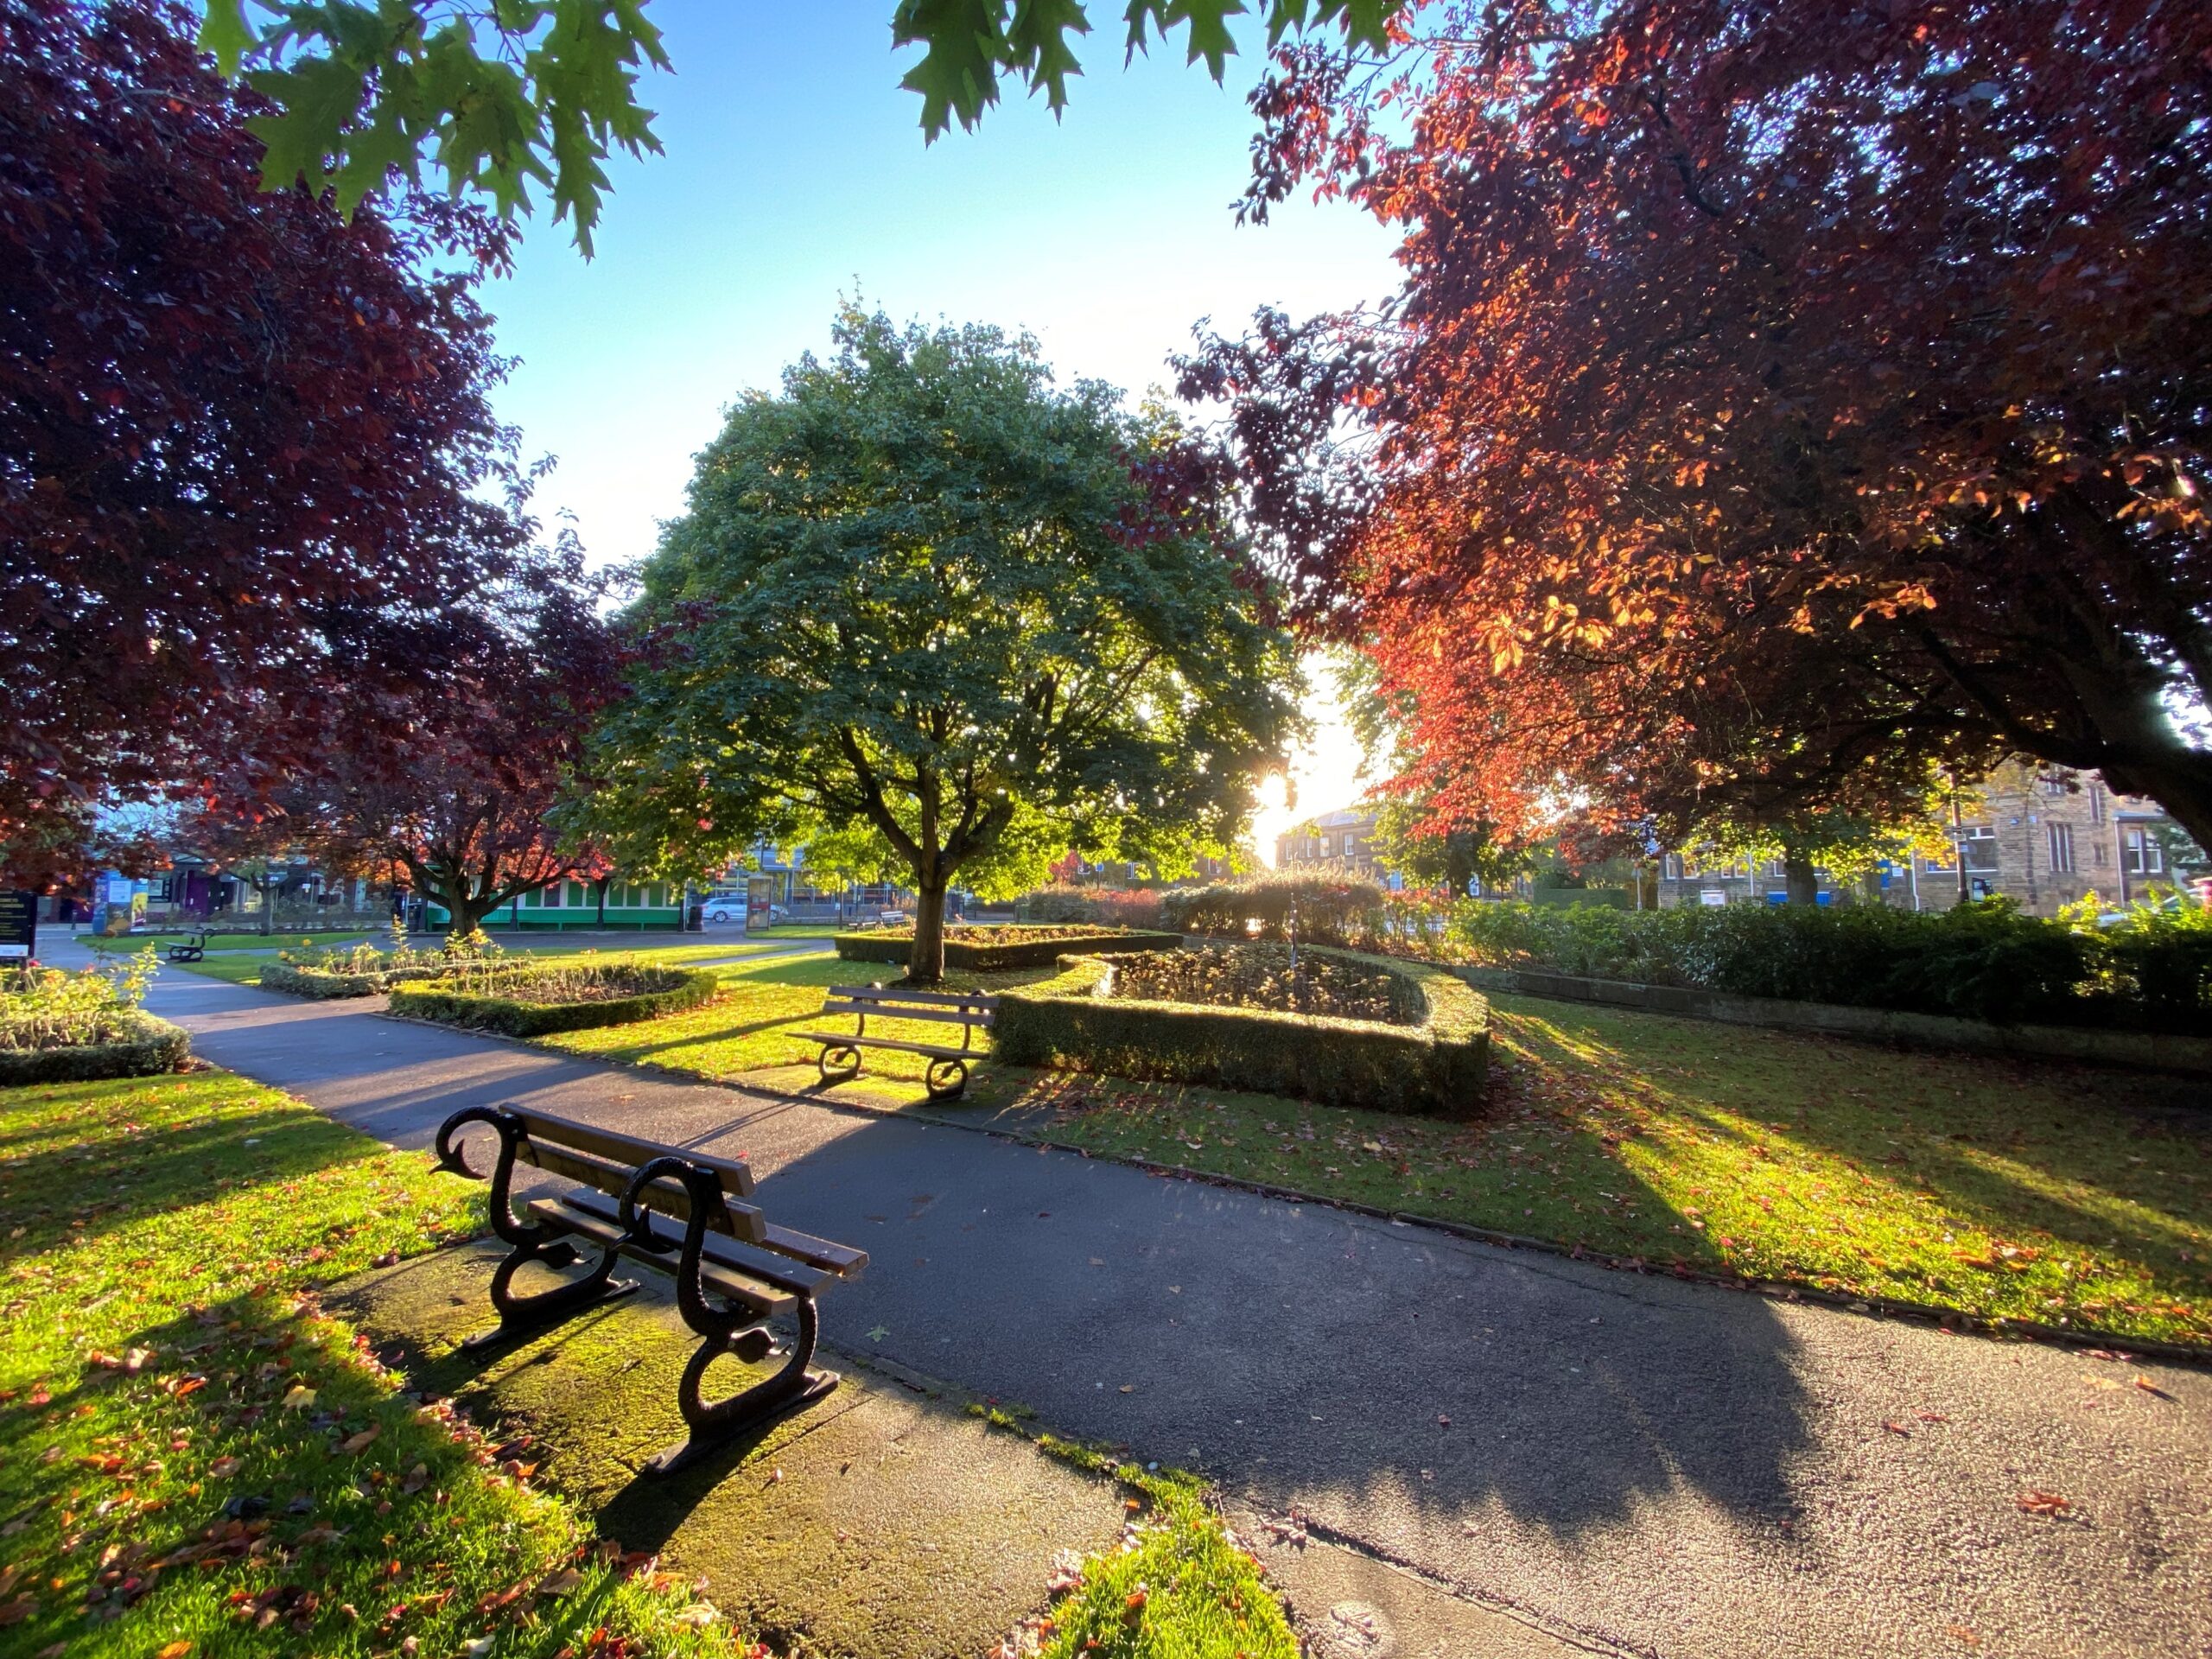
537,953 -> 1049,1097
170,939 -> 776,988
968,1409 -> 1297,1659
0,1070 -> 741,1657
969,993 -> 2212,1347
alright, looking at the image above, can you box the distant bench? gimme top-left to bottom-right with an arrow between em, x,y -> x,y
435,1103 -> 867,1475
795,985 -> 998,1100
165,929 -> 208,963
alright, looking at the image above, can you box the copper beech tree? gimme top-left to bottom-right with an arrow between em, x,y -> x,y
1,0 -> 528,885
1190,0 -> 2212,855
194,548 -> 624,939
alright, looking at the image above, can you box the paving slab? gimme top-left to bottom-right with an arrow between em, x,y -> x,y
330,1241 -> 1125,1659
131,964 -> 2212,1659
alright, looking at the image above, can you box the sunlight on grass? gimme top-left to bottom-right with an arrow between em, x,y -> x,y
0,1071 -> 742,1657
967,994 -> 2211,1347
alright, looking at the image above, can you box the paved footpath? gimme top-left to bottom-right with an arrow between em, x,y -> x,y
113,952 -> 2211,1659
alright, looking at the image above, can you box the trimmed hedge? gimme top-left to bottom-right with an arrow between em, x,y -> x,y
835,927 -> 1185,972
0,1010 -> 191,1086
994,945 -> 1489,1117
1446,896 -> 2212,1028
385,967 -> 718,1037
258,961 -> 412,999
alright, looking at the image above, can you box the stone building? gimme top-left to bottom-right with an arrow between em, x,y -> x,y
1275,808 -> 1381,874
1655,761 -> 2194,918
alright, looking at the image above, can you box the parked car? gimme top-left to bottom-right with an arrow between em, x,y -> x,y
704,889 -> 747,923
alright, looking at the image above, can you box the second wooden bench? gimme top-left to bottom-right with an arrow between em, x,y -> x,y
794,984 -> 999,1100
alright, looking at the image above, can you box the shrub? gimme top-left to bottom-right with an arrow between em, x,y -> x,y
1161,870 -> 1389,948
1441,896 -> 2212,1028
0,952 -> 188,1081
386,964 -> 717,1037
0,1008 -> 190,1085
835,926 -> 1184,972
995,944 -> 1488,1116
1109,943 -> 1417,1025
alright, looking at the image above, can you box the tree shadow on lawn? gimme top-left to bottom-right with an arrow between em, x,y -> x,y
0,1090 -> 413,1250
1487,1001 -> 2212,1336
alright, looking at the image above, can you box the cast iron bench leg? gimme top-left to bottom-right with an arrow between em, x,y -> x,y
463,1235 -> 640,1351
645,1297 -> 839,1478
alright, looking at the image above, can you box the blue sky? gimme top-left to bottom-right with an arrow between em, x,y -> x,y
481,2 -> 1394,839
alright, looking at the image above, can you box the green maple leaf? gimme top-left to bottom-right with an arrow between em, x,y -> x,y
894,0 -> 1011,137
197,0 -> 257,77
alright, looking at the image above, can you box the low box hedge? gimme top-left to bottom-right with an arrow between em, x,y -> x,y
0,1010 -> 192,1086
385,966 -> 718,1037
993,944 -> 1489,1117
258,961 -> 410,999
834,926 -> 1185,973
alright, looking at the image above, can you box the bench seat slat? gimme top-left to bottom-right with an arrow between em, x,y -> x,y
524,1197 -> 796,1314
556,1190 -> 835,1295
508,1106 -> 755,1198
791,1030 -> 980,1061
760,1222 -> 868,1275
517,1138 -> 767,1245
817,1002 -> 995,1029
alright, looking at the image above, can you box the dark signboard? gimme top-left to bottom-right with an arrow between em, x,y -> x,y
0,889 -> 35,961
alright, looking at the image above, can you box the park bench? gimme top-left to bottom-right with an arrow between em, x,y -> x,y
434,1103 -> 868,1475
795,985 -> 998,1100
165,929 -> 208,963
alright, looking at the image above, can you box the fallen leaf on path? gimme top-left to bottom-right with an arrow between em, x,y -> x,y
1946,1628 -> 1980,1649
1880,1421 -> 1911,1436
1915,1411 -> 1950,1424
2133,1376 -> 2175,1401
2016,1490 -> 2071,1516
2081,1349 -> 2133,1363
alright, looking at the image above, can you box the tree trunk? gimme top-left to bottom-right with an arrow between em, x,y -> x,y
1783,851 -> 1820,906
909,880 -> 949,985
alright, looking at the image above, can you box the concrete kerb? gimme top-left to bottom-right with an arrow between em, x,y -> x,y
366,1007 -> 2212,1371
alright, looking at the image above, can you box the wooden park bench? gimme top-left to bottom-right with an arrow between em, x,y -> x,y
433,1103 -> 868,1475
165,929 -> 208,963
795,985 -> 998,1100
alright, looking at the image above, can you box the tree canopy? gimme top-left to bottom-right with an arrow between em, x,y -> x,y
1190,0 -> 2212,854
585,309 -> 1304,980
1,0 -> 530,885
195,0 -> 1411,251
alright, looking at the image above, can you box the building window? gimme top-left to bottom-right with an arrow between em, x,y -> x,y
1960,827 -> 1999,874
1662,854 -> 1685,880
2123,825 -> 2165,876
2088,785 -> 2105,824
2047,822 -> 2075,875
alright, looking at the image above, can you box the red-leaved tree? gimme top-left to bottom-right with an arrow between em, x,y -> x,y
1192,0 -> 2212,850
1,0 -> 527,883
194,547 -> 626,938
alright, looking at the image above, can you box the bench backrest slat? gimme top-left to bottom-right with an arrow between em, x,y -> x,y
517,1138 -> 768,1245
819,1000 -> 994,1029
509,1105 -> 755,1198
832,986 -> 1000,1010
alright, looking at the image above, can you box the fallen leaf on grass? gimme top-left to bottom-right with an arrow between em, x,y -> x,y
156,1643 -> 194,1658
537,1567 -> 584,1597
282,1385 -> 316,1411
340,1425 -> 380,1454
2016,1490 -> 2071,1516
207,1456 -> 242,1478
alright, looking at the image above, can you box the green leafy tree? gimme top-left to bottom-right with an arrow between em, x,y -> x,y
199,1 -> 1408,252
583,309 -> 1304,982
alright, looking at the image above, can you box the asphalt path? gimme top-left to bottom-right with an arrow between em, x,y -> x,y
107,950 -> 2212,1659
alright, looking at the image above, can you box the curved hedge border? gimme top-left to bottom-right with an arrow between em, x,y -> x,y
994,944 -> 1489,1117
257,961 -> 424,999
0,1010 -> 192,1086
835,927 -> 1185,973
385,967 -> 718,1037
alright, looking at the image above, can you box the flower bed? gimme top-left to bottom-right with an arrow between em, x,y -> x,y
835,925 -> 1185,972
386,963 -> 718,1037
994,944 -> 1488,1117
0,952 -> 191,1083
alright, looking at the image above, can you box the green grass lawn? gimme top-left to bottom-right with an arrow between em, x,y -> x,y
976,994 -> 2212,1348
739,924 -> 846,939
169,938 -> 777,988
0,1070 -> 737,1657
524,957 -> 2212,1348
90,931 -> 374,955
